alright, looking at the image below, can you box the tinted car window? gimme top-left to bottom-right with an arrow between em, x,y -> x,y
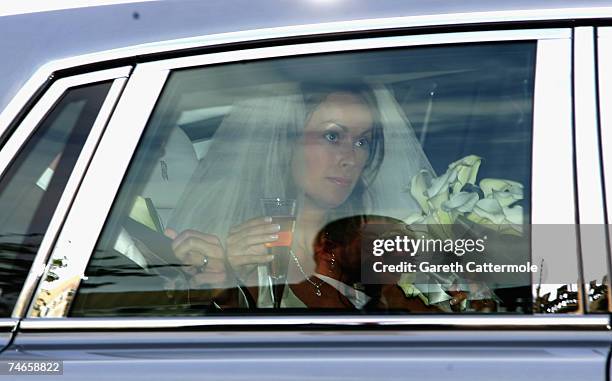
0,82 -> 111,317
71,43 -> 539,316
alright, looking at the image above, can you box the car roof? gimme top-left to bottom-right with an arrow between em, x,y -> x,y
2,0 -> 612,115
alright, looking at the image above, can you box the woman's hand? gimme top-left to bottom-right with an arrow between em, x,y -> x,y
165,228 -> 227,288
225,216 -> 281,283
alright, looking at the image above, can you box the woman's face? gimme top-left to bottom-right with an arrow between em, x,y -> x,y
291,92 -> 374,210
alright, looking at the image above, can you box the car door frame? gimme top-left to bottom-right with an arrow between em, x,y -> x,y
595,26 -> 612,311
0,67 -> 131,351
22,25 -> 602,320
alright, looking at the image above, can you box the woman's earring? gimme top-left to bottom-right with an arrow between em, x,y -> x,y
330,251 -> 336,273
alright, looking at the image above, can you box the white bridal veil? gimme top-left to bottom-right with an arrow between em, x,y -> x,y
367,84 -> 435,218
168,84 -> 434,240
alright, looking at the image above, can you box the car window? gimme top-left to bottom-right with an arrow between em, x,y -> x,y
70,42 -> 549,317
0,82 -> 112,317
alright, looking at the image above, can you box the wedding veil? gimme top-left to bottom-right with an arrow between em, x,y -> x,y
366,84 -> 435,219
167,84 -> 434,240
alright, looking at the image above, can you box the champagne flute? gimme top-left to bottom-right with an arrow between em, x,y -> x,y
260,198 -> 296,309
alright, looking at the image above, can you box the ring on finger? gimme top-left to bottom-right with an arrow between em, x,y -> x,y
197,254 -> 209,273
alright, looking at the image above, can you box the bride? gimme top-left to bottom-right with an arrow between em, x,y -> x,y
165,82 -> 433,309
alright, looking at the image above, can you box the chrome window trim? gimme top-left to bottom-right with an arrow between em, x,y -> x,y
0,7 -> 595,140
10,76 -> 130,319
574,27 -> 605,225
532,38 -> 574,224
596,27 -> 612,309
34,28 -> 574,319
0,318 -> 17,351
138,29 -> 568,72
17,316 -> 611,331
597,28 -> 612,37
0,68 -> 131,179
28,68 -> 169,318
573,27 -> 609,313
530,37 -> 579,304
0,318 -> 18,331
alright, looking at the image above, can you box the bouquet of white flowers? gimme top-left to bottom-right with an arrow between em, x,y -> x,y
398,155 -> 526,310
404,154 -> 524,232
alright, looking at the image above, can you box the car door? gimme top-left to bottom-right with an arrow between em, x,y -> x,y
1,20 -> 610,380
0,67 -> 130,352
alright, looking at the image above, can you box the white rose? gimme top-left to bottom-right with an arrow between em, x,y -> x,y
448,155 -> 482,194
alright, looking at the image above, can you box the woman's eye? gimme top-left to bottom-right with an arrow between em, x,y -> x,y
355,137 -> 370,148
324,132 -> 339,143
